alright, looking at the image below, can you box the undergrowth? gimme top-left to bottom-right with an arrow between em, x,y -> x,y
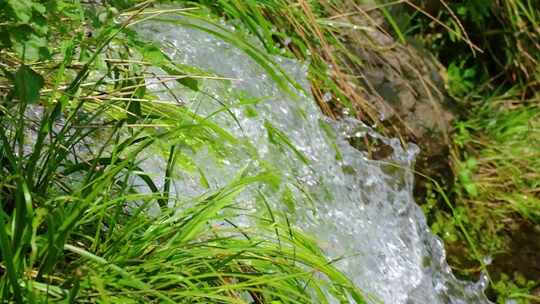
391,0 -> 540,302
2,0 -> 539,303
0,1 -> 367,302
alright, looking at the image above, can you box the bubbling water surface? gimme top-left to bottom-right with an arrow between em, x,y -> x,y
136,16 -> 491,303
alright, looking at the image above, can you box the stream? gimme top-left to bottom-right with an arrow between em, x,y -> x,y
134,15 -> 491,303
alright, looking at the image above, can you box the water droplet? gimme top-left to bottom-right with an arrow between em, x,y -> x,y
283,37 -> 292,46
326,65 -> 334,76
476,271 -> 489,290
322,92 -> 332,102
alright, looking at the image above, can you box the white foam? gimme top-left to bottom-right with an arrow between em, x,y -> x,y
135,15 -> 491,303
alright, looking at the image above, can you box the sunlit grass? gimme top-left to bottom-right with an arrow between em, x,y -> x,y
0,1 -> 367,302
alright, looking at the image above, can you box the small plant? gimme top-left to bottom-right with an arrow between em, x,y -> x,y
446,60 -> 478,99
492,273 -> 540,304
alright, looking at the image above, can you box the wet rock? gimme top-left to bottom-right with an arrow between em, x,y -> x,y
354,16 -> 452,146
331,9 -> 456,196
489,222 -> 540,283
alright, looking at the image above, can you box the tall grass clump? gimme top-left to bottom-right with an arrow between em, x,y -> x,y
447,94 -> 540,302
0,1 -> 366,302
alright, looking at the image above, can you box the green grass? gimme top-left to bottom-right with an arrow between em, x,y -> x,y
0,1 -> 368,302
447,97 -> 540,303
2,0 -> 538,303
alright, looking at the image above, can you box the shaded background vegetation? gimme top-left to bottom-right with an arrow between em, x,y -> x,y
390,1 -> 540,302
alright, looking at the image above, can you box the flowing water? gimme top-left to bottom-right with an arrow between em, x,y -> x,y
135,16 -> 491,303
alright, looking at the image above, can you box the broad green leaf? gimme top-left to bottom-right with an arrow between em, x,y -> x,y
32,2 -> 46,14
14,65 -> 44,104
13,33 -> 50,61
6,0 -> 33,23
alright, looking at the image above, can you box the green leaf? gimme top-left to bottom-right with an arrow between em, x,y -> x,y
465,158 -> 478,169
32,2 -> 46,14
13,33 -> 50,61
281,186 -> 296,214
142,45 -> 167,66
463,68 -> 476,79
140,44 -> 199,91
6,0 -> 33,23
31,13 -> 49,36
127,82 -> 145,124
265,120 -> 310,165
463,182 -> 478,197
161,65 -> 199,92
14,65 -> 44,104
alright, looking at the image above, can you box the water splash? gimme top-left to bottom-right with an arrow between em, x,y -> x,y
136,15 -> 491,303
